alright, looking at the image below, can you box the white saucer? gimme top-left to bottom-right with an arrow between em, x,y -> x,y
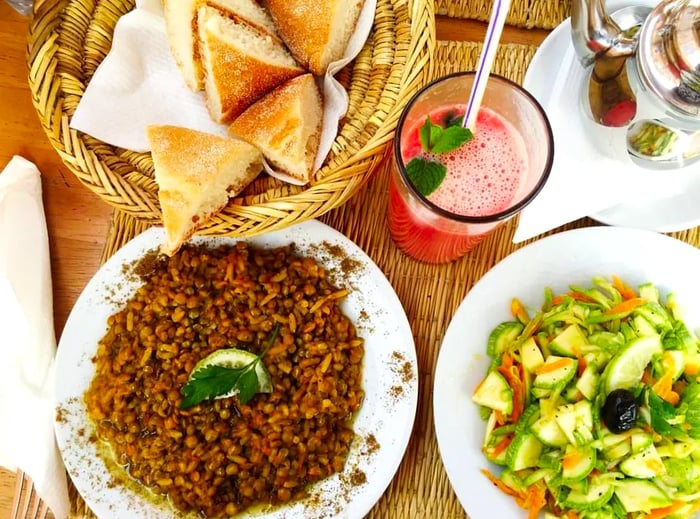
523,12 -> 700,233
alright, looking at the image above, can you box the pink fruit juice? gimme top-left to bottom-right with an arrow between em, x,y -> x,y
388,105 -> 529,263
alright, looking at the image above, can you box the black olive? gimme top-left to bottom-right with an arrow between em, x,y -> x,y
601,389 -> 638,434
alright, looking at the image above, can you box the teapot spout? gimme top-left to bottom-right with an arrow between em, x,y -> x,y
571,0 -> 637,66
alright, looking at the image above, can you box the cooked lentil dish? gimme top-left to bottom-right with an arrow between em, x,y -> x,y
84,242 -> 365,517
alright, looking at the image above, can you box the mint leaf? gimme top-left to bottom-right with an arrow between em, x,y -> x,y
419,116 -> 441,151
418,116 -> 473,154
406,158 -> 446,197
430,125 -> 474,154
443,111 -> 464,128
180,364 -> 247,409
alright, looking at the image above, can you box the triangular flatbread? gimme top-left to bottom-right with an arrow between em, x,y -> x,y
148,125 -> 263,255
229,74 -> 323,185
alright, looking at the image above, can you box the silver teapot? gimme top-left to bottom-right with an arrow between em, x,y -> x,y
571,0 -> 700,169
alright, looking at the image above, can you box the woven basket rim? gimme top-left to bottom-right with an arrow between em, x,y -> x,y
27,0 -> 436,237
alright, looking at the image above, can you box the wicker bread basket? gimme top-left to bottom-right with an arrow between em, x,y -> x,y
27,0 -> 435,237
435,0 -> 570,29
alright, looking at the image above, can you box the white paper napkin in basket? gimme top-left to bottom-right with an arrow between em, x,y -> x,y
70,0 -> 376,184
0,156 -> 69,519
513,17 -> 696,243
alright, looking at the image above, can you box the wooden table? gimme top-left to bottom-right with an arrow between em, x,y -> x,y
0,3 -> 549,517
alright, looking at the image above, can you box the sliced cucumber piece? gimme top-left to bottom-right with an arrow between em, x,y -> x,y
514,404 -> 540,433
506,432 -> 544,471
534,356 -> 577,389
550,324 -> 591,357
634,302 -> 673,334
656,441 -> 697,458
561,477 -> 614,511
561,444 -> 596,482
619,444 -> 666,478
630,431 -> 653,454
564,385 -> 583,403
638,282 -> 659,303
604,439 -> 631,461
488,321 -> 524,356
601,335 -> 662,395
613,479 -> 672,513
632,314 -> 658,337
473,371 -> 513,415
575,364 -> 600,400
531,414 -> 569,447
521,337 -> 545,373
588,331 -> 625,352
555,400 -> 593,446
532,387 -> 552,400
583,350 -> 612,371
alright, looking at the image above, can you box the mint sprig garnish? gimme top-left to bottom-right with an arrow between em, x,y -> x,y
179,324 -> 280,409
407,116 -> 474,197
418,116 -> 473,154
406,158 -> 446,197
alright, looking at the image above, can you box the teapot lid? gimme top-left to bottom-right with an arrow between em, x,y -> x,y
637,0 -> 700,120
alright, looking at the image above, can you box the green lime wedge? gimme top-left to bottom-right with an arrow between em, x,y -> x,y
602,335 -> 662,395
192,348 -> 273,398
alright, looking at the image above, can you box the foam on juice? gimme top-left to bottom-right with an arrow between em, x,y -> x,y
402,106 -> 528,217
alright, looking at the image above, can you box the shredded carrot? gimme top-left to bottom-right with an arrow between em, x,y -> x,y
673,379 -> 688,395
562,451 -> 581,470
550,295 -> 565,306
642,366 -> 654,385
480,468 -> 522,498
502,352 -> 514,369
604,297 -> 646,316
576,353 -> 587,377
645,501 -> 685,519
685,363 -> 700,377
511,298 -> 529,323
494,410 -> 506,425
666,390 -> 680,405
524,484 -> 547,519
567,291 -> 597,304
535,358 -> 573,375
653,353 -> 681,405
613,275 -> 637,300
498,365 -> 524,423
566,512 -> 579,519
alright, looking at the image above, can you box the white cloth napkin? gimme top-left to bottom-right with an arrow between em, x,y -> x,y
513,16 -> 696,243
70,0 -> 376,184
0,156 -> 70,519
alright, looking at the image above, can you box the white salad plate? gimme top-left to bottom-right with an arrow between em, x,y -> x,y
433,226 -> 700,519
54,220 -> 418,519
523,12 -> 700,233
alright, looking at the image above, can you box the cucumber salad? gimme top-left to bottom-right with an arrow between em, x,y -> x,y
472,276 -> 700,519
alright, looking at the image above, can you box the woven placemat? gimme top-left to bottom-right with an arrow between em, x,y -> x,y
66,41 -> 700,519
436,0 -> 570,29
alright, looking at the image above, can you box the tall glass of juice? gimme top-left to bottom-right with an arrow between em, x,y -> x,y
388,72 -> 554,263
